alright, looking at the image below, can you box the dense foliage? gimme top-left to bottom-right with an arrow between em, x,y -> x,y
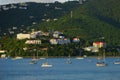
0,1 -> 80,35
0,0 -> 120,57
36,0 -> 120,46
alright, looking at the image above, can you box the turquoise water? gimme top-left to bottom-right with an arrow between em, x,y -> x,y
0,58 -> 120,80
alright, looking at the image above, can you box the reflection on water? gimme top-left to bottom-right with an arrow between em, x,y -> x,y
0,58 -> 120,80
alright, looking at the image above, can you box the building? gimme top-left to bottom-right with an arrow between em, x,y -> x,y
93,42 -> 106,48
73,38 -> 80,43
17,33 -> 31,40
50,39 -> 58,44
31,31 -> 49,37
58,34 -> 65,39
17,30 -> 49,40
83,46 -> 99,52
53,31 -> 61,38
59,38 -> 70,44
1,54 -> 6,58
50,38 -> 70,45
0,50 -> 7,53
30,32 -> 37,38
25,40 -> 41,44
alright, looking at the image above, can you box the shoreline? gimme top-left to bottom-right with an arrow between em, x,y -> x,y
0,56 -> 120,59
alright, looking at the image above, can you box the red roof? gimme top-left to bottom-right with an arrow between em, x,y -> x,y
94,42 -> 104,44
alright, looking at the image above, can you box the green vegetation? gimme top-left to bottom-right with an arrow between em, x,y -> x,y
0,1 -> 80,34
36,0 -> 120,46
0,0 -> 120,57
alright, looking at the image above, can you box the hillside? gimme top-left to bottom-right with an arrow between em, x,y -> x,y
35,0 -> 120,46
0,1 -> 80,35
0,0 -> 120,46
0,0 -> 120,57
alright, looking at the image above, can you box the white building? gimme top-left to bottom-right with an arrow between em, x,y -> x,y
50,38 -> 70,45
93,42 -> 106,48
53,31 -> 61,38
17,33 -> 31,40
25,40 -> 41,44
73,38 -> 80,43
17,30 -> 49,40
0,50 -> 7,53
58,34 -> 65,39
50,39 -> 58,44
31,31 -> 49,37
1,54 -> 6,58
83,46 -> 99,52
60,38 -> 70,44
30,33 -> 37,38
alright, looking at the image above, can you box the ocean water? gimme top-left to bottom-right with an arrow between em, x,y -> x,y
0,58 -> 120,80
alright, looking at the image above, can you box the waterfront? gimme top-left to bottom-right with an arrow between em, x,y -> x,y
0,58 -> 120,80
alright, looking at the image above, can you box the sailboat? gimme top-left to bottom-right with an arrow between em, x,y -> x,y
114,51 -> 120,64
96,49 -> 108,67
41,62 -> 52,67
66,53 -> 72,64
76,56 -> 84,59
41,52 -> 52,68
114,59 -> 120,64
76,49 -> 84,60
29,50 -> 38,64
29,57 -> 37,64
12,49 -> 23,60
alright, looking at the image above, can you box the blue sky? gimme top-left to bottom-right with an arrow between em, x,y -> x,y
0,0 -> 73,5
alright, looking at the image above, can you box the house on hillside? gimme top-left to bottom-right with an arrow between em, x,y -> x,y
17,30 -> 49,40
53,31 -> 61,38
50,38 -> 70,45
25,40 -> 41,44
83,46 -> 99,52
73,37 -> 80,43
58,34 -> 65,39
50,39 -> 58,44
53,31 -> 66,39
0,50 -> 7,53
93,42 -> 106,48
17,33 -> 31,40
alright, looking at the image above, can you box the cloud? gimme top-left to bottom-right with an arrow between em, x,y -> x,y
0,0 -> 70,5
0,0 -> 54,5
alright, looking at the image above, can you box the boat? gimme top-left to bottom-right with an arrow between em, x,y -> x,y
29,51 -> 38,64
114,57 -> 120,64
76,57 -> 84,60
67,58 -> 72,64
113,50 -> 120,64
66,53 -> 72,64
29,59 -> 37,64
1,54 -> 7,59
114,60 -> 120,64
88,59 -> 92,62
41,52 -> 53,67
41,62 -> 52,68
12,49 -> 23,60
96,49 -> 108,67
39,57 -> 46,59
76,49 -> 84,60
12,56 -> 23,60
96,61 -> 108,66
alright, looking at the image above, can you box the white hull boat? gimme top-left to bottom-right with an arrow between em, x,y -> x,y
114,61 -> 120,64
41,62 -> 52,68
96,62 -> 108,67
12,56 -> 23,60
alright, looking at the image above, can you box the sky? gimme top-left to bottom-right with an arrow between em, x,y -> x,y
0,0 -> 72,5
